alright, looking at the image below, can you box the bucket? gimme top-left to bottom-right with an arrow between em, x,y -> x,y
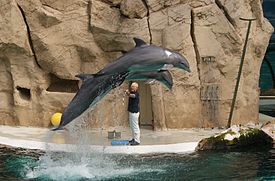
108,131 -> 115,139
108,130 -> 122,139
115,131 -> 121,138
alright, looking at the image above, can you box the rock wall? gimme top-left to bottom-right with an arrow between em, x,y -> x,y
0,0 -> 273,129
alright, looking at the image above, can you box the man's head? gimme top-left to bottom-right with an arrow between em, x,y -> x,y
130,82 -> 139,92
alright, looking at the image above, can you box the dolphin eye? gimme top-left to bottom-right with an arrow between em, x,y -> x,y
165,50 -> 172,57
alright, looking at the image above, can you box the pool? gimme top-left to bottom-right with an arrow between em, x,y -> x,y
260,105 -> 275,117
0,146 -> 274,181
259,99 -> 275,117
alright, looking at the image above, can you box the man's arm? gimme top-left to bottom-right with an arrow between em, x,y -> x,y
129,93 -> 136,98
125,90 -> 136,98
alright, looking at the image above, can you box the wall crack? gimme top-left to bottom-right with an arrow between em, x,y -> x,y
87,0 -> 92,32
141,0 -> 152,44
16,4 -> 42,69
190,9 -> 201,82
215,0 -> 236,29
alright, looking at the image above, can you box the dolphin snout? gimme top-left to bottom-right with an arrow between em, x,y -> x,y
179,61 -> 191,72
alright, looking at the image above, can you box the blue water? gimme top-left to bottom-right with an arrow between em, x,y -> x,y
263,0 -> 275,41
260,0 -> 275,91
0,147 -> 274,181
260,50 -> 275,91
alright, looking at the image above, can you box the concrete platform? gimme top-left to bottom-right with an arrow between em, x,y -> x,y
259,113 -> 275,124
0,126 -> 222,154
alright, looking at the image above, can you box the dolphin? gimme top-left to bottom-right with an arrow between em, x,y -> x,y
77,70 -> 173,90
52,73 -> 126,130
93,37 -> 190,77
125,70 -> 173,90
53,70 -> 173,130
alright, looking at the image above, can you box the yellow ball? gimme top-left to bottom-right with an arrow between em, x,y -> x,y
51,112 -> 62,127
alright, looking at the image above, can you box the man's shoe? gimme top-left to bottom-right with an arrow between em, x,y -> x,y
129,139 -> 134,143
130,140 -> 140,146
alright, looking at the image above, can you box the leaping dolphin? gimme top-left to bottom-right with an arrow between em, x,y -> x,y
53,70 -> 173,130
93,38 -> 190,77
125,70 -> 173,90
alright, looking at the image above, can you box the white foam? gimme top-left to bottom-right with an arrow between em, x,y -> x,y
26,154 -> 135,180
27,163 -> 95,180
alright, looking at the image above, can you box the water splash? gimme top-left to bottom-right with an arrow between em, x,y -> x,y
25,153 -> 135,180
25,123 -> 135,181
3,147 -> 273,180
23,85 -> 134,180
26,114 -> 110,180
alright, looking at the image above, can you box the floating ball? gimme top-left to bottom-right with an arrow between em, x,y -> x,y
51,112 -> 62,127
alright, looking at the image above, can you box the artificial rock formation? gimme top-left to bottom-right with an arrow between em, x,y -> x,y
0,0 -> 273,129
196,123 -> 274,151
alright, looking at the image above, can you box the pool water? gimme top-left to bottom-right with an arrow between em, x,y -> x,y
260,104 -> 275,117
0,147 -> 274,181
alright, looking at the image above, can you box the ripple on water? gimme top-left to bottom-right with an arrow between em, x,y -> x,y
0,145 -> 274,180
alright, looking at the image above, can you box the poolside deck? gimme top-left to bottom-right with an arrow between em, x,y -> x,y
0,113 -> 273,154
0,125 -> 222,154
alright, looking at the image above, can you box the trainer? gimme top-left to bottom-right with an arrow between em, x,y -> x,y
125,82 -> 140,145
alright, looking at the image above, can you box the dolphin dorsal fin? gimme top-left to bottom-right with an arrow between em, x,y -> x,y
133,37 -> 147,47
121,50 -> 127,54
75,73 -> 94,81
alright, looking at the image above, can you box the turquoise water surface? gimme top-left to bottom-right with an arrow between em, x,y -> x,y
0,147 -> 274,181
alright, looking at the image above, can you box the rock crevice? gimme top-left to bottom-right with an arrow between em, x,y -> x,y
215,0 -> 236,28
141,0 -> 152,44
190,9 -> 201,82
16,4 -> 41,69
87,0 -> 92,32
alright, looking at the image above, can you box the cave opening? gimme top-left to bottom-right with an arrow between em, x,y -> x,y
16,86 -> 31,101
46,73 -> 79,93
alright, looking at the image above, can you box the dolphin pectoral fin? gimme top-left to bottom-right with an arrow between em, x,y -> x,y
145,79 -> 156,84
75,73 -> 95,81
133,37 -> 147,47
